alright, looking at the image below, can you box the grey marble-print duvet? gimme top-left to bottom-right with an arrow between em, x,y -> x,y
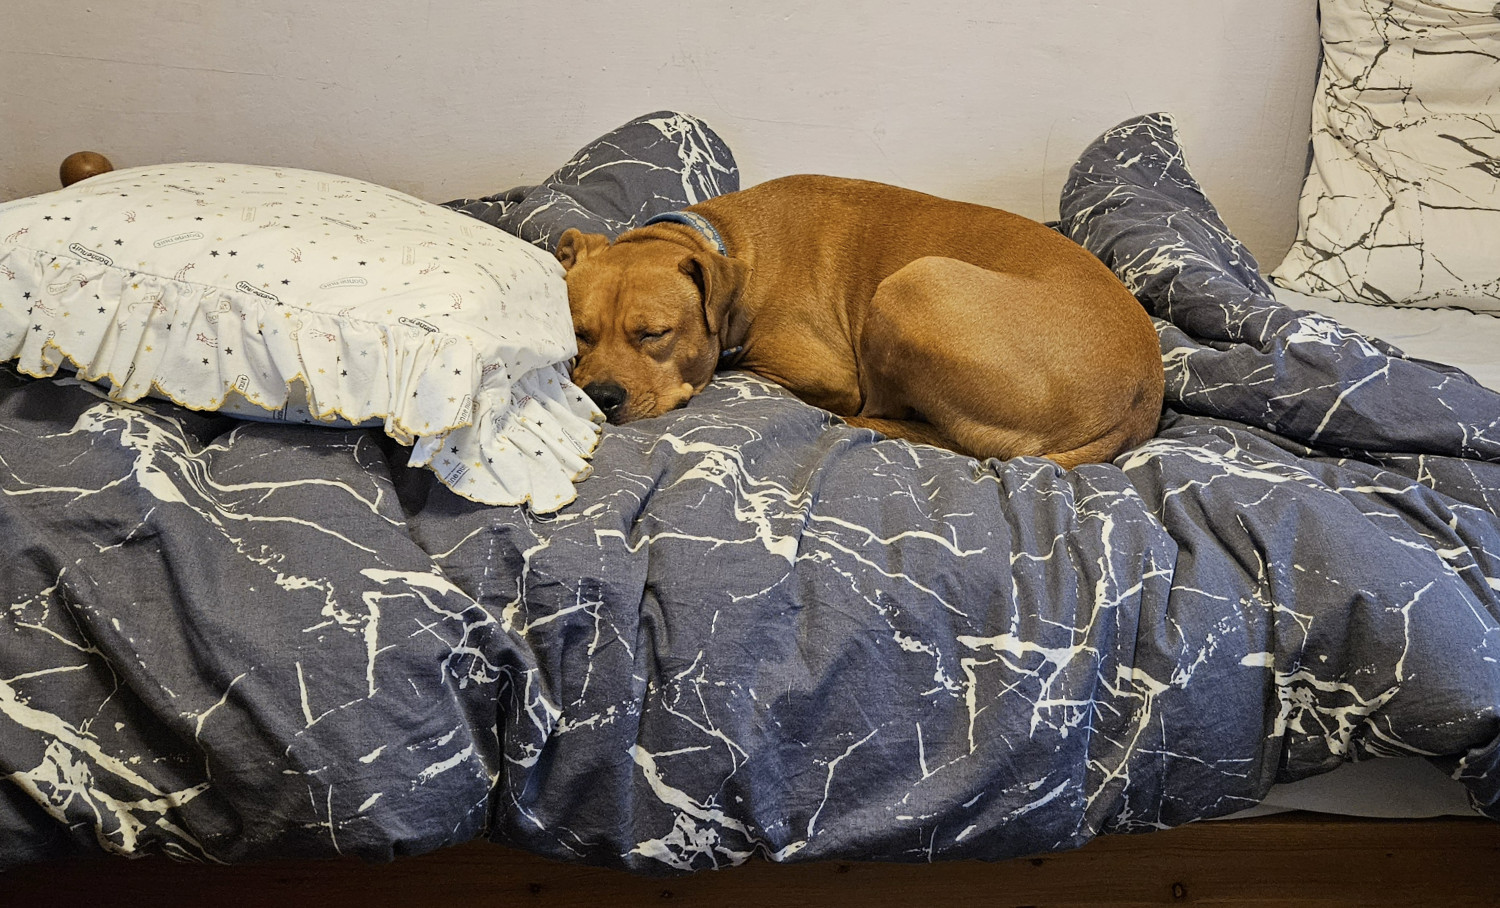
1,112 -> 1497,874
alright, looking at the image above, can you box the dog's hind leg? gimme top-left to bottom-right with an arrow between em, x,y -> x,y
854,256 -> 1124,465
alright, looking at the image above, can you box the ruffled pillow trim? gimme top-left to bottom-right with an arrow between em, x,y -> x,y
0,245 -> 601,512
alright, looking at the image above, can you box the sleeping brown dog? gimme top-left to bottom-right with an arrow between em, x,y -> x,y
556,175 -> 1164,468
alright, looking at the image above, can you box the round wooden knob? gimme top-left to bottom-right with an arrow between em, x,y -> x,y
60,151 -> 114,187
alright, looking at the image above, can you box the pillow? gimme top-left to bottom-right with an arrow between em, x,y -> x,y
0,162 -> 601,511
1271,0 -> 1500,312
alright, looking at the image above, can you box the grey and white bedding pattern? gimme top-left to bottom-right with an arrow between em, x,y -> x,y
0,112 -> 1497,874
443,110 -> 740,250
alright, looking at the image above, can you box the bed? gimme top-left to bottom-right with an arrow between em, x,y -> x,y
3,7 -> 1499,905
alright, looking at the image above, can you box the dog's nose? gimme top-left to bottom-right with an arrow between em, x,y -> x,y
583,380 -> 628,421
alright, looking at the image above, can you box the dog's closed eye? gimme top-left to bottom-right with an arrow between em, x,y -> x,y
638,328 -> 672,343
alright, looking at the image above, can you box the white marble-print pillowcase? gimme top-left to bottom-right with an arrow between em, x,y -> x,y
0,163 -> 601,511
1271,0 -> 1500,313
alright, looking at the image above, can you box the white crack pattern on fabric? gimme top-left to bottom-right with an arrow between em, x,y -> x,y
0,112 -> 1496,874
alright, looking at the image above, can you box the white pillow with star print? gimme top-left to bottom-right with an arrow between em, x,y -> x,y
0,162 -> 601,511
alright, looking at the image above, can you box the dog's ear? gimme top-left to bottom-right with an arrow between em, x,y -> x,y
555,229 -> 609,271
681,251 -> 750,337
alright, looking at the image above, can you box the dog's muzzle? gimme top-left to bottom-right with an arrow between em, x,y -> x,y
582,380 -> 628,422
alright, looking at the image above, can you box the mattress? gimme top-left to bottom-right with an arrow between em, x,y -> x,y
1227,756 -> 1475,819
1271,285 -> 1500,393
1221,282 -> 1500,821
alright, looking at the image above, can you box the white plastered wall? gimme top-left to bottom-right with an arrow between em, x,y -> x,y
1,0 -> 1319,266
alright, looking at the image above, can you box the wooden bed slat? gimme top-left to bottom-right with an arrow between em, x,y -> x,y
4,813 -> 1497,907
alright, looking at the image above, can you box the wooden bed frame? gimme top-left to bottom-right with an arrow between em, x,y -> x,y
18,157 -> 1497,907
4,813 -> 1498,907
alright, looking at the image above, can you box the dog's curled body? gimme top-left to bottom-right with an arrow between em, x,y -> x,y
557,175 -> 1164,468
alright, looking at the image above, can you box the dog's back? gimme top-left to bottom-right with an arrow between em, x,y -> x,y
692,174 -> 1116,296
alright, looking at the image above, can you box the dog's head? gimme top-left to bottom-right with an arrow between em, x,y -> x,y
556,227 -> 749,424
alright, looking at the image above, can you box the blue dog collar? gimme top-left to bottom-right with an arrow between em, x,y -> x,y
643,210 -> 727,256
